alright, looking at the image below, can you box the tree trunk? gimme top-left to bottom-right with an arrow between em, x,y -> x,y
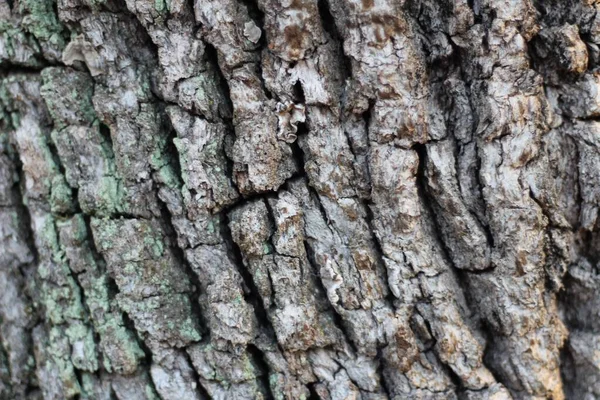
0,0 -> 598,399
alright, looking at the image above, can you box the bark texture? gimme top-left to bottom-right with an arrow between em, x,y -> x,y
0,0 -> 598,399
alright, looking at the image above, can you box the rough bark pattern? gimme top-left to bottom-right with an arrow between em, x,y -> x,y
0,0 -> 599,399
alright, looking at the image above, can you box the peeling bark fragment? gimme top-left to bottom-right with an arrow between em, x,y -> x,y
564,330 -> 600,398
227,63 -> 298,194
32,211 -> 99,380
4,76 -> 75,215
92,218 -> 191,299
253,333 -> 310,400
37,60 -> 155,384
285,179 -> 393,354
54,7 -> 211,391
561,257 -> 600,399
462,384 -> 513,400
547,73 -> 600,119
124,0 -> 232,120
0,268 -> 35,397
564,120 -> 600,231
524,127 -> 579,291
78,372 -> 113,400
531,24 -> 588,81
258,0 -> 324,62
257,0 -> 401,372
121,4 -> 292,398
40,67 -> 96,131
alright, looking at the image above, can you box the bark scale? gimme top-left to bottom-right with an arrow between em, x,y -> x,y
0,0 -> 598,399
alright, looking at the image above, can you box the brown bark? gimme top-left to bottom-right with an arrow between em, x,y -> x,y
0,0 -> 598,399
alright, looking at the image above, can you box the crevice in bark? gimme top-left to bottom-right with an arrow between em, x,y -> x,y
72,367 -> 84,400
221,211 -> 273,330
246,343 -> 276,400
0,332 -> 13,395
107,385 -> 118,400
98,122 -> 115,155
306,382 -> 320,400
238,0 -> 265,33
412,306 -> 437,353
157,107 -> 185,185
46,138 -> 82,215
283,176 -> 370,350
156,196 -> 209,338
317,0 -> 351,79
375,348 -> 393,399
220,205 -> 292,399
4,145 -> 41,396
302,240 -> 358,354
81,215 -> 109,274
290,125 -> 308,178
413,142 -> 503,391
0,64 -> 49,74
559,336 -> 577,400
13,153 -> 39,265
572,140 -> 585,234
236,0 -> 272,102
445,38 -> 496,250
413,143 -> 453,268
471,145 -> 495,248
350,102 -> 408,393
293,81 -> 305,104
143,368 -> 161,400
363,202 -> 396,304
181,350 -> 212,399
121,311 -> 152,367
204,42 -> 234,119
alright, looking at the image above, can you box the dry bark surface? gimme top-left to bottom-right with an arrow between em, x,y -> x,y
0,0 -> 599,399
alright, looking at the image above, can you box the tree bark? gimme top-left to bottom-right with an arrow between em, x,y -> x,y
0,0 -> 598,399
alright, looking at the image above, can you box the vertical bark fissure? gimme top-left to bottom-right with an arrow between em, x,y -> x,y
0,127 -> 39,397
156,196 -> 209,337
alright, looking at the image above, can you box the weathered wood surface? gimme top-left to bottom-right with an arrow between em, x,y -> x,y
0,0 -> 598,398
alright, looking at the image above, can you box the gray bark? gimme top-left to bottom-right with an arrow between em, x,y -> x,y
0,0 -> 598,399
